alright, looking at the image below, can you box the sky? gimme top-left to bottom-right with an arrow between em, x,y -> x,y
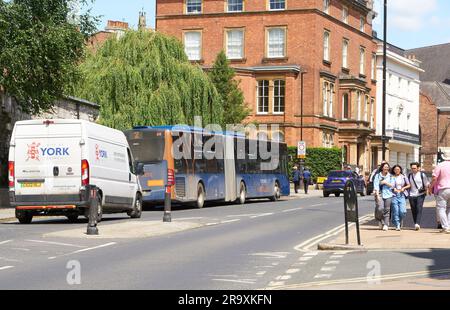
88,0 -> 450,50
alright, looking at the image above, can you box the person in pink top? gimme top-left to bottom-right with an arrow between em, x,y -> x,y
430,150 -> 450,233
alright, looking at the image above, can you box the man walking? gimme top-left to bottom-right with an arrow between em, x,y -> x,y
408,162 -> 430,231
430,150 -> 450,233
303,168 -> 312,194
292,166 -> 301,194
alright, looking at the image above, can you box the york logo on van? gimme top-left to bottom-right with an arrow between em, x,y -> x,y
26,143 -> 70,161
95,144 -> 108,160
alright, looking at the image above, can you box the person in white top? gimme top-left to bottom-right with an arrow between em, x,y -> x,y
408,162 -> 430,231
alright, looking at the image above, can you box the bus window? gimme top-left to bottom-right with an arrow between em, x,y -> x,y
126,130 -> 165,163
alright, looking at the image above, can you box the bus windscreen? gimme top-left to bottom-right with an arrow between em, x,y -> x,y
126,130 -> 165,163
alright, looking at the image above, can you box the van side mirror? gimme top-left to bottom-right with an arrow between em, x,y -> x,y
134,162 -> 144,175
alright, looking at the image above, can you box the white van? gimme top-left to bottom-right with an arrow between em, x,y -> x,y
8,119 -> 142,224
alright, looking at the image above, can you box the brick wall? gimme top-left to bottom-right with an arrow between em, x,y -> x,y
419,92 -> 438,172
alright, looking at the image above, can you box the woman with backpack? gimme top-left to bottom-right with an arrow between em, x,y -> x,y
391,165 -> 411,231
408,162 -> 430,231
373,162 -> 395,231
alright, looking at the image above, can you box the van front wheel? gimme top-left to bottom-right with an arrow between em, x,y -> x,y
128,194 -> 142,218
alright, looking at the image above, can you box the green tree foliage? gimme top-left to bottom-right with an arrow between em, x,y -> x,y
73,30 -> 224,130
288,147 -> 342,181
208,51 -> 249,125
0,0 -> 98,115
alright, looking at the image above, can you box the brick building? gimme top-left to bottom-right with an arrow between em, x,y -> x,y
156,0 -> 378,173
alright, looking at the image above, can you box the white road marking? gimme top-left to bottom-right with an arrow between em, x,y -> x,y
282,208 -> 303,213
26,240 -> 85,248
325,260 -> 340,265
330,255 -> 344,259
174,217 -> 204,221
292,262 -> 306,267
227,214 -> 260,218
205,222 -> 219,226
268,281 -> 285,286
0,266 -> 14,271
0,257 -> 22,263
251,252 -> 289,259
303,251 -> 319,256
48,242 -> 116,260
286,268 -> 300,274
212,279 -> 256,284
321,266 -> 337,272
0,240 -> 13,246
220,219 -> 241,224
255,265 -> 275,268
299,256 -> 312,261
256,271 -> 267,276
314,274 -> 332,279
11,248 -> 30,252
272,262 -> 280,266
250,213 -> 274,219
276,275 -> 291,280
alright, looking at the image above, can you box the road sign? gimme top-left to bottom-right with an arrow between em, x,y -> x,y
297,141 -> 306,159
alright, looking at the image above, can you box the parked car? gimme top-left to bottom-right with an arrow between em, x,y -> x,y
8,119 -> 142,224
323,170 -> 366,197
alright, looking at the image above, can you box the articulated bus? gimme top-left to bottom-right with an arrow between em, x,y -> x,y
125,126 -> 290,208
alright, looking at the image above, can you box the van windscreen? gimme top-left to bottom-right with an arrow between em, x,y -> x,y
126,130 -> 165,163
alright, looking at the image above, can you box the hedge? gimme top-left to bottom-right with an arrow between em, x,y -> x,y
287,147 -> 342,182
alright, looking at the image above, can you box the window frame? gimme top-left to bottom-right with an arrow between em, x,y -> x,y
185,0 -> 203,14
359,46 -> 366,76
226,0 -> 244,13
342,39 -> 349,69
323,0 -> 330,13
183,29 -> 203,61
323,30 -> 331,62
272,79 -> 286,115
265,26 -> 287,59
256,79 -> 270,115
360,16 -> 365,32
267,0 -> 286,11
224,28 -> 245,60
342,6 -> 349,24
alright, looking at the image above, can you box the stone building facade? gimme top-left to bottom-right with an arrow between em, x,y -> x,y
156,0 -> 378,173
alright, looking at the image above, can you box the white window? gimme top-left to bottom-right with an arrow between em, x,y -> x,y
329,84 -> 334,117
227,0 -> 243,12
406,113 -> 411,132
323,82 -> 329,117
184,31 -> 201,60
357,91 -> 361,120
360,16 -> 365,32
388,108 -> 392,129
267,28 -> 286,58
323,0 -> 330,13
226,29 -> 244,59
342,39 -> 349,68
257,80 -> 269,114
364,95 -> 369,122
323,31 -> 330,62
273,80 -> 285,114
371,98 -> 375,128
371,53 -> 376,80
269,0 -> 285,10
186,0 -> 202,14
359,47 -> 365,75
343,6 -> 349,24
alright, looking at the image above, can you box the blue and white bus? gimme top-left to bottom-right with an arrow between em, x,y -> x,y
125,126 -> 290,208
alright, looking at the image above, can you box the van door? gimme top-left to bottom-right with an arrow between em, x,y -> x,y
14,122 -> 82,199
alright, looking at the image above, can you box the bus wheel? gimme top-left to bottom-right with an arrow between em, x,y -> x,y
128,194 -> 142,218
238,182 -> 246,205
270,182 -> 281,202
17,212 -> 33,224
196,183 -> 205,209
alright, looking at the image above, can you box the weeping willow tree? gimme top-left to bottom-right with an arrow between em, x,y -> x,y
72,30 -> 223,130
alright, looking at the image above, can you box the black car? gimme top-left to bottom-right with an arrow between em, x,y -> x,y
323,170 -> 366,197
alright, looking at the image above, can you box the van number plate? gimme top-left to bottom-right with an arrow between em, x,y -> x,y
20,182 -> 42,188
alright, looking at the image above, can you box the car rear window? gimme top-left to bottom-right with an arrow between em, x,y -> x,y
328,171 -> 350,178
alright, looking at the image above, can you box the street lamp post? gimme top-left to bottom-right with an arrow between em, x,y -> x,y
381,0 -> 388,161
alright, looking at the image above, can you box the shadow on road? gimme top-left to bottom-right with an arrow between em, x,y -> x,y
405,249 -> 450,281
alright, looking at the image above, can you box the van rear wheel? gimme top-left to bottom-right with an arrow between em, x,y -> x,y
84,196 -> 103,222
17,212 -> 33,224
66,214 -> 79,223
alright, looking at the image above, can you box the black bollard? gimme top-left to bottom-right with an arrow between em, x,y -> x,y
87,185 -> 99,235
163,185 -> 172,222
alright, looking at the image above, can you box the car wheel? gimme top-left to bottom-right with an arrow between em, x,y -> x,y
323,192 -> 330,198
360,187 -> 366,197
238,182 -> 246,205
128,194 -> 142,218
196,183 -> 205,209
17,212 -> 33,224
335,193 -> 341,197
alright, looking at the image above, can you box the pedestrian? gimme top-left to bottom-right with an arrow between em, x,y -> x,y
292,166 -> 301,194
303,167 -> 312,194
430,150 -> 450,233
373,162 -> 395,231
408,162 -> 430,231
391,165 -> 411,231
